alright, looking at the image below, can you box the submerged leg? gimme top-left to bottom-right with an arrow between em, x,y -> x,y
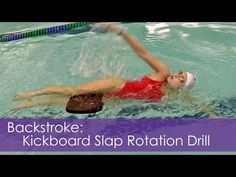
11,96 -> 70,111
13,86 -> 77,100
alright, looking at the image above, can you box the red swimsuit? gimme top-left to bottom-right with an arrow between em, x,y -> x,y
105,76 -> 166,101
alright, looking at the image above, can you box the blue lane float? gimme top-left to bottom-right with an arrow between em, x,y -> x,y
0,22 -> 94,43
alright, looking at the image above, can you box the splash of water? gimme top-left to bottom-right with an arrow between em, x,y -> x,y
69,33 -> 131,80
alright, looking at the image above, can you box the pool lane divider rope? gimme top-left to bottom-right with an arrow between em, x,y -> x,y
0,22 -> 94,43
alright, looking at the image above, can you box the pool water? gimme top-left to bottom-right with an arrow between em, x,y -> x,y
0,22 -> 236,118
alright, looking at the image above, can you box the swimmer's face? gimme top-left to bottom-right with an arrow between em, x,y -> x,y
167,71 -> 187,88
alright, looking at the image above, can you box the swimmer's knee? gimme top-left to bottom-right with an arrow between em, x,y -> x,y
49,86 -> 64,90
94,77 -> 125,90
49,86 -> 75,94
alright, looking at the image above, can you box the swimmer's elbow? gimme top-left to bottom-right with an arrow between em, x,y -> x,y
160,67 -> 170,78
141,53 -> 170,75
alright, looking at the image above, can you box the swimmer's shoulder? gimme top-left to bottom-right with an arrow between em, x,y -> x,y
146,72 -> 169,82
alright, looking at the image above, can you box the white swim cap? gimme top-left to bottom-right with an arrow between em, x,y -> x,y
185,72 -> 197,89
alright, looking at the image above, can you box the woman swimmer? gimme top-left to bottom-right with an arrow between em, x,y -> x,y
12,23 -> 217,117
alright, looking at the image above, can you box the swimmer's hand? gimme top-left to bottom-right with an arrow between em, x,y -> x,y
208,112 -> 221,118
92,23 -> 123,35
208,111 -> 223,119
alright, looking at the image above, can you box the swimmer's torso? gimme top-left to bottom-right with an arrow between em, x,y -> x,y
104,75 -> 166,101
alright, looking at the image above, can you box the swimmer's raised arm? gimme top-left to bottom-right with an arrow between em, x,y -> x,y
101,23 -> 170,79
